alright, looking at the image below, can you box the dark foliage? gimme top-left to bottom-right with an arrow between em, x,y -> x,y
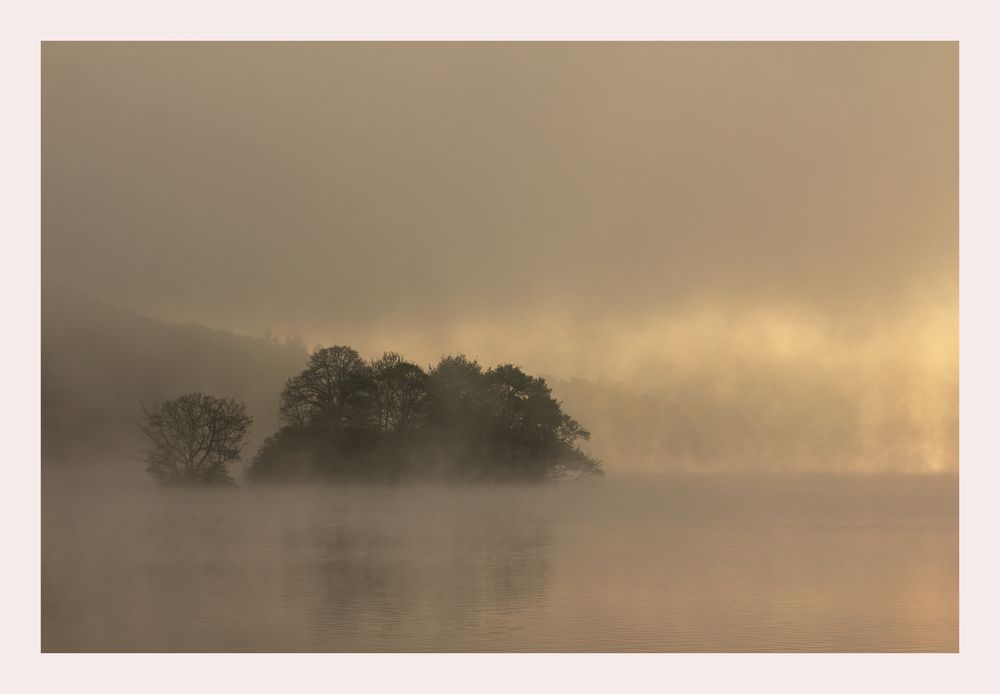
249,349 -> 603,483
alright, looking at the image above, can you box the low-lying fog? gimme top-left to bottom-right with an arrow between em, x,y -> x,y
40,42 -> 957,653
42,464 -> 957,652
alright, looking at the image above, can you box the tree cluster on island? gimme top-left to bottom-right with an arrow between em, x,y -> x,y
139,347 -> 604,485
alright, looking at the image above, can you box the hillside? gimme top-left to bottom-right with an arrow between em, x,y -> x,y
42,288 -> 308,463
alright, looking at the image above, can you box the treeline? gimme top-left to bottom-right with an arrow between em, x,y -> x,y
141,346 -> 604,485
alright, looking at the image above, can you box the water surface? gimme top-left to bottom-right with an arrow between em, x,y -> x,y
41,473 -> 958,652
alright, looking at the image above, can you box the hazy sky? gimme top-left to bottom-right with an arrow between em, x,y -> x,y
41,42 -> 957,471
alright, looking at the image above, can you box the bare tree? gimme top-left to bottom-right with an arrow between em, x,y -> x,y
370,352 -> 429,433
140,392 -> 252,485
279,346 -> 374,429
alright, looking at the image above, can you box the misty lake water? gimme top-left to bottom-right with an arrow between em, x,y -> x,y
41,473 -> 957,652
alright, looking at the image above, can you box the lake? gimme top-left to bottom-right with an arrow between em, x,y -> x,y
41,472 -> 958,652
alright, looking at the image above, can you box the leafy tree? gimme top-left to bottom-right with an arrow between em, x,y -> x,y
426,354 -> 489,429
251,424 -> 346,482
139,392 -> 252,485
483,364 -> 597,480
249,348 -> 604,483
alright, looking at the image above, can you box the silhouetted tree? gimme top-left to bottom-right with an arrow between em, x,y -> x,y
482,364 -> 598,480
426,354 -> 489,430
370,352 -> 430,433
139,392 -> 252,485
249,348 -> 604,483
279,346 -> 375,429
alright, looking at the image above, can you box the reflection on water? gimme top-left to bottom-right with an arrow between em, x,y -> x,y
41,474 -> 957,652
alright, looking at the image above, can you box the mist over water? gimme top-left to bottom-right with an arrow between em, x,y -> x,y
42,468 -> 957,652
40,42 -> 958,654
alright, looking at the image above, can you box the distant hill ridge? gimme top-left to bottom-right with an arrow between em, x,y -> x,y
42,287 -> 308,462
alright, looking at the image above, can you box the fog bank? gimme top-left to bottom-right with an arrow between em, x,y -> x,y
42,42 -> 957,474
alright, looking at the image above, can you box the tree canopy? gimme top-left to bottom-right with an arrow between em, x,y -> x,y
249,348 -> 603,483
